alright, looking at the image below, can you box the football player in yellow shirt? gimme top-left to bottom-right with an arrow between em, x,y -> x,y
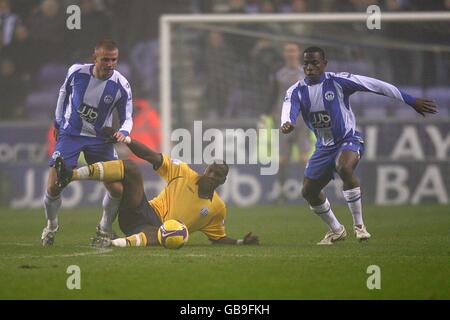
55,133 -> 259,247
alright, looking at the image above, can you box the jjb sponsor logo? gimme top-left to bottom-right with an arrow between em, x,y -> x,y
77,103 -> 98,124
310,111 -> 331,129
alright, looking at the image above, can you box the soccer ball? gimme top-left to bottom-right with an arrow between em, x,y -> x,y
157,220 -> 189,249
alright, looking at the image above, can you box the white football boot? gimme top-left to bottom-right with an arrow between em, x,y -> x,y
41,225 -> 59,246
354,225 -> 371,241
317,225 -> 347,245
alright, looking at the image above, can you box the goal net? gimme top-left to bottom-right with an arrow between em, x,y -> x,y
161,13 -> 450,148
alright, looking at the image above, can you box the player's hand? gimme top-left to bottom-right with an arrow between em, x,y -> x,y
280,121 -> 294,134
53,128 -> 59,142
243,232 -> 259,245
412,98 -> 438,117
113,131 -> 128,143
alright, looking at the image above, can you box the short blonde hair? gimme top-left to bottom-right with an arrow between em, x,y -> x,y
95,40 -> 118,52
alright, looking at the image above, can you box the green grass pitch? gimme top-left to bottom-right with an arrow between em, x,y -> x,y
0,205 -> 448,299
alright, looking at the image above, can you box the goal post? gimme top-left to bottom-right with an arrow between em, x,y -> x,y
160,12 -> 450,154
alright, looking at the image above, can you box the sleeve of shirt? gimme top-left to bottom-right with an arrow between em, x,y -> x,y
54,64 -> 79,129
202,204 -> 227,240
333,72 -> 417,107
155,154 -> 195,182
116,79 -> 133,136
281,82 -> 301,126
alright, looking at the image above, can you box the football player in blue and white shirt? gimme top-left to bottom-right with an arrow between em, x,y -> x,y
280,47 -> 437,245
42,40 -> 134,246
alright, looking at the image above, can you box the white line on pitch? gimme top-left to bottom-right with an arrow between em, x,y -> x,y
0,243 -> 113,259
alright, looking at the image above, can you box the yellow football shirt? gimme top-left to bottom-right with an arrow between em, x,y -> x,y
149,155 -> 227,240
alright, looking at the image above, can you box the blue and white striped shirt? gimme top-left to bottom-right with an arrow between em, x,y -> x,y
281,72 -> 416,148
54,64 -> 133,138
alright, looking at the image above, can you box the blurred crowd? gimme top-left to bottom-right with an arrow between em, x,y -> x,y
0,0 -> 449,120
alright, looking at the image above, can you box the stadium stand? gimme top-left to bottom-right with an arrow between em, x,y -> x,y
0,0 -> 448,122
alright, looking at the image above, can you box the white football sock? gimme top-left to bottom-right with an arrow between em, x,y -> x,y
43,191 -> 60,230
343,187 -> 364,226
311,198 -> 342,232
111,238 -> 127,247
100,192 -> 121,232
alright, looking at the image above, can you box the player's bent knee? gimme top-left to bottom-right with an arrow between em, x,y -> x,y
301,186 -> 317,201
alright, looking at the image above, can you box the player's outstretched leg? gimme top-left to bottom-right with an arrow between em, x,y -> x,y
302,177 -> 346,245
95,227 -> 158,248
57,158 -> 125,185
335,150 -> 371,241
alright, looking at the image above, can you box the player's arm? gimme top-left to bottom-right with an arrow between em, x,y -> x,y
334,73 -> 438,116
54,65 -> 78,140
54,84 -> 65,141
202,206 -> 259,245
280,82 -> 301,134
210,233 -> 259,245
124,138 -> 163,169
407,98 -> 438,117
100,126 -> 162,168
114,80 -> 134,142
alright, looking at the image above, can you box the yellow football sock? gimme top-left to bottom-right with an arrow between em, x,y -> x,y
125,232 -> 148,247
73,160 -> 124,182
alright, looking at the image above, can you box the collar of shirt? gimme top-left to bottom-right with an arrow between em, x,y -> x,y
304,73 -> 326,86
